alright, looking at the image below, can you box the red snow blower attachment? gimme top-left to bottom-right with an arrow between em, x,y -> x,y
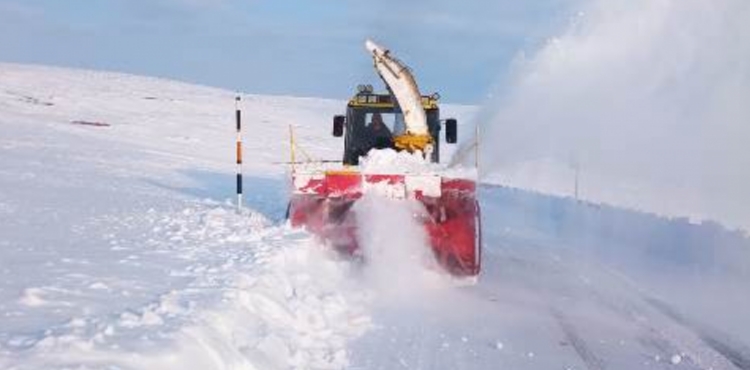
286,40 -> 481,277
287,91 -> 481,277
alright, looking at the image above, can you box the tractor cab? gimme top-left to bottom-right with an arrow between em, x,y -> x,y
332,85 -> 458,165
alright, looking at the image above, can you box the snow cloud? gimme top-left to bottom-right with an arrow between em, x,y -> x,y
476,0 -> 750,230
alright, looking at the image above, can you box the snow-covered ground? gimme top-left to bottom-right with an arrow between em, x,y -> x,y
0,63 -> 372,369
1,63 -> 749,369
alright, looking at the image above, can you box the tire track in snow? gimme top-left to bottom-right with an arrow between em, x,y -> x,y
550,308 -> 607,370
581,285 -> 700,368
518,245 -> 725,369
644,297 -> 750,370
575,257 -> 748,370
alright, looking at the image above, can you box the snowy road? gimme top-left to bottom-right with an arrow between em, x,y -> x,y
347,187 -> 750,370
1,64 -> 748,369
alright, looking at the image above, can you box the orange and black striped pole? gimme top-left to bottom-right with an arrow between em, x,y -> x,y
235,95 -> 243,212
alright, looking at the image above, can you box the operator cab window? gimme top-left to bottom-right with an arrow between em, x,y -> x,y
364,113 -> 406,135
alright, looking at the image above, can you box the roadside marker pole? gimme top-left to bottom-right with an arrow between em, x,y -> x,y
235,96 -> 243,212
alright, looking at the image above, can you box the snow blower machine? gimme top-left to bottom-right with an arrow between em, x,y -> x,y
287,40 -> 481,277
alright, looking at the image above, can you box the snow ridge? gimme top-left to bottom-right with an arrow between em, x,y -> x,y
1,204 -> 371,370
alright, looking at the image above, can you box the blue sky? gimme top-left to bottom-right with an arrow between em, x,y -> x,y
0,0 -> 572,103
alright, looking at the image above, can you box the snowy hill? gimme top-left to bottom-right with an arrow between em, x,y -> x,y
1,64 -> 749,370
0,63 -> 372,369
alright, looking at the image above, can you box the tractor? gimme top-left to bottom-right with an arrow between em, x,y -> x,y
286,40 -> 481,277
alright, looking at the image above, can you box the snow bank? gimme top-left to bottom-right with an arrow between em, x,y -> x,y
0,204 -> 371,370
0,64 -> 374,370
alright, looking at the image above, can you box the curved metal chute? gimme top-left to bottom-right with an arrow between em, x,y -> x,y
365,39 -> 429,137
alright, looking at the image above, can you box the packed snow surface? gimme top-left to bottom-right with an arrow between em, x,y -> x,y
1,63 -> 749,370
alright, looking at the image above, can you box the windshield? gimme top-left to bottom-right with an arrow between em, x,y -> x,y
364,112 -> 406,136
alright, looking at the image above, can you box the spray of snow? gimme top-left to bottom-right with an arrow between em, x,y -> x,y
352,195 -> 448,303
354,150 -> 461,301
468,0 -> 750,230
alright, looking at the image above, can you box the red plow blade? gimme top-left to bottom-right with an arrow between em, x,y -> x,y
288,170 -> 481,277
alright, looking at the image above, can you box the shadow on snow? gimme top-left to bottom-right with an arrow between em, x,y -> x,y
145,169 -> 290,223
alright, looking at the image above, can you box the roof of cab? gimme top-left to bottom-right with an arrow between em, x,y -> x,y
347,92 -> 439,110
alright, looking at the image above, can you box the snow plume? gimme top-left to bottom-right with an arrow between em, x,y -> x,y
353,196 -> 447,302
474,0 -> 750,230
